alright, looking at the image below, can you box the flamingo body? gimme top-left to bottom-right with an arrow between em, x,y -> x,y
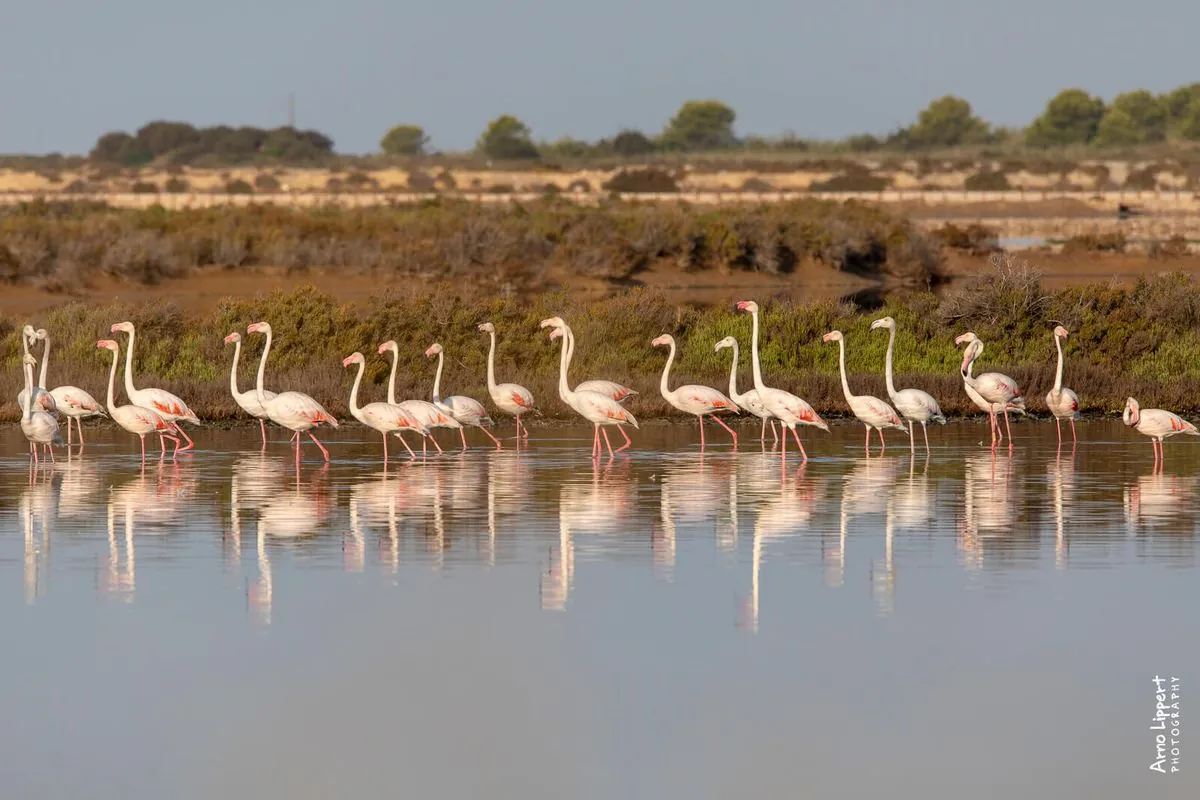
1124,397 -> 1198,462
478,322 -> 535,439
539,316 -> 637,404
247,322 -> 338,461
95,340 -> 180,460
652,333 -> 738,448
824,330 -> 906,453
426,342 -> 501,449
111,321 -> 200,450
870,316 -> 945,452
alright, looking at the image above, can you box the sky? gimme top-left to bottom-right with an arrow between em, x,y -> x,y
2,0 -> 1197,155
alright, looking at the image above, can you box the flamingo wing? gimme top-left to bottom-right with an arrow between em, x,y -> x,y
576,380 -> 637,403
50,386 -> 104,415
443,395 -> 493,426
269,391 -> 338,429
498,383 -> 534,410
677,384 -> 738,415
133,387 -> 200,423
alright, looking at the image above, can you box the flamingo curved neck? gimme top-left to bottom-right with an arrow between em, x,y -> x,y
385,348 -> 398,405
658,339 -> 677,402
348,360 -> 365,417
105,348 -> 120,417
485,331 -> 498,392
1056,333 -> 1065,393
883,327 -> 898,399
229,339 -> 242,398
23,362 -> 34,421
748,310 -> 766,393
38,336 -> 50,390
835,338 -> 854,403
123,325 -> 138,399
725,341 -> 742,403
254,327 -> 272,408
556,329 -> 575,406
432,350 -> 444,403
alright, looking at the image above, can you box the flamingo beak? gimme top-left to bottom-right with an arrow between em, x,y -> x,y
548,329 -> 563,341
960,348 -> 973,373
342,355 -> 357,368
734,301 -> 749,311
376,343 -> 388,354
424,346 -> 436,358
821,332 -> 833,342
869,319 -> 883,330
954,333 -> 972,345
223,333 -> 238,344
538,318 -> 556,329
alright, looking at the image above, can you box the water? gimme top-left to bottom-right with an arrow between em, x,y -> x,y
1,420 -> 1196,798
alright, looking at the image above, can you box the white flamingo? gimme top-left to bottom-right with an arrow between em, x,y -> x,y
651,333 -> 739,448
869,316 -> 945,452
735,300 -> 829,463
20,354 -> 61,463
95,339 -> 180,461
343,351 -> 428,461
425,342 -> 502,450
17,325 -> 56,414
246,321 -> 339,462
543,321 -> 638,458
377,340 -> 460,456
478,322 -> 535,440
714,335 -> 777,444
33,327 -> 106,446
224,331 -> 276,448
110,321 -> 200,450
960,337 -> 1025,442
823,330 -> 907,453
955,332 -> 1025,449
1045,325 -> 1080,447
1123,397 -> 1198,467
542,316 -> 637,403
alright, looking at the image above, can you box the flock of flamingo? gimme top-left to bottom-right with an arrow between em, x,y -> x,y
14,299 -> 1200,467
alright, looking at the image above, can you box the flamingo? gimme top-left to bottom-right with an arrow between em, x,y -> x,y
343,351 -> 428,461
246,321 -> 339,462
651,333 -> 739,448
377,340 -> 461,456
20,354 -> 62,463
224,331 -> 277,448
543,322 -> 638,458
1045,325 -> 1080,448
17,325 -> 57,414
822,330 -> 908,453
1123,397 -> 1198,467
960,337 -> 1026,443
714,336 -> 778,444
33,327 -> 106,446
869,316 -> 945,453
956,332 -> 1024,450
478,322 -> 535,440
425,342 -> 502,450
735,300 -> 829,464
110,321 -> 200,451
540,316 -> 637,403
95,340 -> 180,461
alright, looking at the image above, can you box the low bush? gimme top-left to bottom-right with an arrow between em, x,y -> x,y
602,168 -> 679,193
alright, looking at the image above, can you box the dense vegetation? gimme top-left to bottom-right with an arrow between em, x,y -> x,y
5,268 -> 1200,426
0,198 -> 943,293
73,84 -> 1200,169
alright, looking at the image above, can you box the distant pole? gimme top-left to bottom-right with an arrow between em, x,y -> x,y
288,93 -> 295,128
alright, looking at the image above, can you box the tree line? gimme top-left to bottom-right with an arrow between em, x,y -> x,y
88,83 -> 1200,166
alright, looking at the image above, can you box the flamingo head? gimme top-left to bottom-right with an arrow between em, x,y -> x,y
111,321 -> 134,335
954,331 -> 979,347
22,353 -> 36,366
959,341 -> 981,374
342,352 -> 365,368
1053,325 -> 1069,339
538,316 -> 565,330
96,339 -> 118,352
477,322 -> 495,334
651,334 -> 673,348
35,328 -> 49,341
424,343 -> 443,358
870,316 -> 894,331
734,300 -> 758,314
377,340 -> 397,356
713,336 -> 736,352
1123,397 -> 1140,427
247,321 -> 271,335
223,332 -> 241,345
21,324 -> 37,343
548,328 -> 564,342
822,330 -> 843,343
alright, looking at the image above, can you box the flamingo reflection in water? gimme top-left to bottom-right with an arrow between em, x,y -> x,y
1048,451 -> 1077,570
958,451 -> 1017,570
1123,467 -> 1200,536
871,455 -> 936,616
102,461 -> 194,602
656,454 -> 732,575
486,450 -> 532,567
20,466 -> 56,605
832,455 -> 900,590
348,468 -> 402,575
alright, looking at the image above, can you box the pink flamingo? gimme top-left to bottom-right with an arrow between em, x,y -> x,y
110,321 -> 200,451
478,322 -> 535,440
823,330 -> 907,454
955,332 -> 1024,450
545,323 -> 638,458
735,300 -> 829,464
17,325 -> 57,414
1045,325 -> 1080,448
20,353 -> 62,463
343,351 -> 428,461
34,328 -> 107,447
959,337 -> 1026,444
869,316 -> 945,453
425,342 -> 503,450
377,340 -> 460,456
651,333 -> 739,448
714,335 -> 778,444
540,316 -> 637,403
246,321 -> 338,462
96,340 -> 180,461
225,332 -> 276,448
1123,397 -> 1198,467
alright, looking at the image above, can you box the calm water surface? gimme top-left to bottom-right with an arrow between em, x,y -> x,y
1,419 -> 1196,798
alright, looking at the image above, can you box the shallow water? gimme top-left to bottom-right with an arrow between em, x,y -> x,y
1,419 -> 1197,798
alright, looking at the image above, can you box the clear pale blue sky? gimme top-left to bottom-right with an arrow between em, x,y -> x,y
2,0 -> 1196,155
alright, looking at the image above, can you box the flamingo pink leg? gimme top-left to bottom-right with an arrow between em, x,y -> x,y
771,420 -> 779,446
139,434 -> 147,462
308,432 -> 330,462
878,428 -> 886,453
601,427 -> 615,458
1055,417 -> 1062,448
790,427 -> 808,463
907,421 -> 914,451
864,425 -> 871,452
479,426 -> 503,449
172,422 -> 195,451
1069,417 -> 1077,443
78,419 -> 86,447
259,419 -> 268,448
698,416 -> 706,450
459,428 -> 469,450
711,414 -> 738,445
429,434 -> 443,454
922,423 -> 930,453
614,426 -> 632,453
383,430 -> 389,463
45,443 -> 55,462
394,432 -> 416,459
592,424 -> 601,459
1002,407 -> 1014,448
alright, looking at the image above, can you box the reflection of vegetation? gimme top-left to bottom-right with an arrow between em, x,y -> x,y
7,270 -> 1200,423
